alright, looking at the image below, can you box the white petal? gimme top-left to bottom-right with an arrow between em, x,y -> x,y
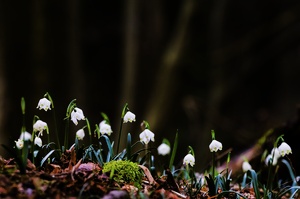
19,131 -> 32,141
157,143 -> 171,155
123,111 -> 136,123
242,161 -> 252,172
76,129 -> 85,140
183,154 -> 195,167
34,137 -> 42,147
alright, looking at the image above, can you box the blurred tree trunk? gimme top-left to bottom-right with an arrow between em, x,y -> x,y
145,0 -> 195,131
67,0 -> 85,104
31,0 -> 47,96
0,0 -> 7,156
117,0 -> 139,151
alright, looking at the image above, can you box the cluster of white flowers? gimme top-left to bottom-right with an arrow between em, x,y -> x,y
34,99 -> 53,147
33,120 -> 47,147
265,142 -> 292,166
18,95 -> 294,180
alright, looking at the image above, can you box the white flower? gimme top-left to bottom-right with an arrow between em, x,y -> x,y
139,129 -> 155,144
71,107 -> 85,125
271,148 -> 281,160
123,111 -> 136,123
265,154 -> 279,166
242,161 -> 252,172
76,129 -> 85,140
99,120 -> 113,136
209,140 -> 223,152
34,136 -> 42,147
33,120 -> 47,136
157,143 -> 171,156
37,98 -> 51,111
19,131 -> 32,141
15,139 -> 24,149
183,154 -> 195,167
278,142 -> 292,156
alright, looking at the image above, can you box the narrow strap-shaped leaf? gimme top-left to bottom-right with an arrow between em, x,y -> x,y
277,186 -> 300,198
169,130 -> 178,169
102,135 -> 114,161
126,133 -> 131,160
93,148 -> 103,167
40,149 -> 56,167
247,169 -> 260,199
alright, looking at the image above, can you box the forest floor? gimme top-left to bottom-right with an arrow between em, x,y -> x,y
0,155 -> 265,199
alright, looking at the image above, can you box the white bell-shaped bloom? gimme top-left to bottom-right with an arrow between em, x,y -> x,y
209,140 -> 223,152
37,98 -> 51,111
76,129 -> 85,140
265,154 -> 279,166
278,142 -> 292,156
15,139 -> 24,149
71,107 -> 85,125
99,120 -> 113,136
183,154 -> 195,167
34,136 -> 42,147
271,148 -> 281,160
139,129 -> 155,144
123,111 -> 136,123
242,161 -> 252,172
157,143 -> 171,156
19,131 -> 32,141
33,120 -> 47,136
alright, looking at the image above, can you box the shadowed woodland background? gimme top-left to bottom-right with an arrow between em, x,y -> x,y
1,1 -> 300,173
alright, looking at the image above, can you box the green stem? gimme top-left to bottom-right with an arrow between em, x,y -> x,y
64,119 -> 70,152
85,118 -> 92,146
52,108 -> 61,152
116,118 -> 123,154
212,152 -> 215,179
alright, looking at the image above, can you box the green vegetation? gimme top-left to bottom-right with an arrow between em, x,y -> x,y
103,160 -> 143,188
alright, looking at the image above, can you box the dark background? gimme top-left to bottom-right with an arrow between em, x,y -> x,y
1,0 -> 300,172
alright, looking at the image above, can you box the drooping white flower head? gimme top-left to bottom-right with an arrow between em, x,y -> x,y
139,129 -> 155,144
71,107 -> 85,125
99,120 -> 113,136
34,136 -> 42,147
33,120 -> 47,136
37,98 -> 51,111
183,154 -> 195,167
209,140 -> 223,152
123,111 -> 136,123
76,129 -> 85,140
278,142 -> 292,157
19,131 -> 32,141
15,139 -> 24,149
242,161 -> 252,172
271,148 -> 281,160
265,154 -> 279,166
157,143 -> 171,156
